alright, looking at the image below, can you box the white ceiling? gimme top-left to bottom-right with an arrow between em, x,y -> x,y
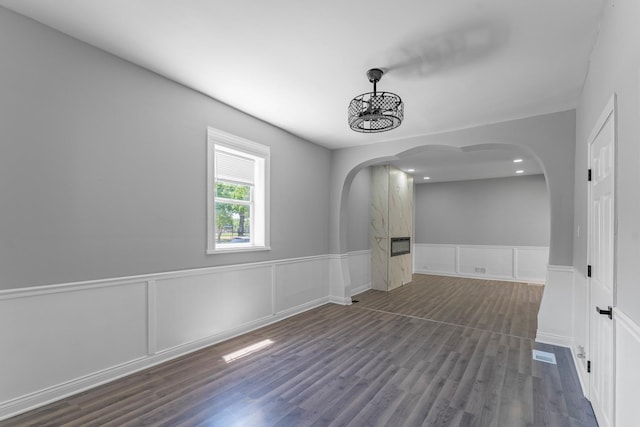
0,0 -> 602,180
388,145 -> 542,184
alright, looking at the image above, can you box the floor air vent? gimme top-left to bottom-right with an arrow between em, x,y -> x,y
532,350 -> 557,364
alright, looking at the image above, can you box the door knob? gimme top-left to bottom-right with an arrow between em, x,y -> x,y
596,306 -> 613,319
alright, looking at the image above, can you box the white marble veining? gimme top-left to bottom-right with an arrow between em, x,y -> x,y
370,165 -> 389,239
370,236 -> 388,291
389,167 -> 413,290
370,165 -> 390,290
389,167 -> 413,238
370,166 -> 413,291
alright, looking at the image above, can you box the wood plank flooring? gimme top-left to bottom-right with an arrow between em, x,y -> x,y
353,274 -> 543,339
2,274 -> 597,427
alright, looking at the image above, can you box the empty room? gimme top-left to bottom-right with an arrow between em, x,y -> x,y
1,1 -> 638,426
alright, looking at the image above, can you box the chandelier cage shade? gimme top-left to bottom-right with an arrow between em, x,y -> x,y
348,68 -> 404,133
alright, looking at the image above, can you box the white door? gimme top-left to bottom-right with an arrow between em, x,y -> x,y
588,96 -> 616,427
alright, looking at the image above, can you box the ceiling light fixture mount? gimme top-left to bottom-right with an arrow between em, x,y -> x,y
348,68 -> 404,133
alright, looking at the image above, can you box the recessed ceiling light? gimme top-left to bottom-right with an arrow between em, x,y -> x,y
424,176 -> 430,180
513,158 -> 523,163
516,170 -> 524,174
407,169 -> 415,172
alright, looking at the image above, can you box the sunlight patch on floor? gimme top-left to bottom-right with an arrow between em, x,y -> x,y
223,339 -> 274,363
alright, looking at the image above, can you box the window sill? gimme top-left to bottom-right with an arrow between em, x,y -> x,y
207,246 -> 271,255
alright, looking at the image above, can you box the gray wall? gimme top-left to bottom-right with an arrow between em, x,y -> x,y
0,7 -> 331,290
346,167 -> 370,252
414,175 -> 550,246
575,0 -> 640,322
330,111 -> 574,266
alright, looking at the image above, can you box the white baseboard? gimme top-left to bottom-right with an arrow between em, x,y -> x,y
614,307 -> 640,427
570,345 -> 589,397
413,269 -> 543,284
535,332 -> 588,397
413,244 -> 548,284
535,331 -> 573,348
350,282 -> 372,296
536,265 -> 574,353
0,255 -> 338,421
328,296 -> 352,305
347,249 -> 371,297
0,294 -> 330,420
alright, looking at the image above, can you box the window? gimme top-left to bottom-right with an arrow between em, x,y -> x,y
207,128 -> 270,253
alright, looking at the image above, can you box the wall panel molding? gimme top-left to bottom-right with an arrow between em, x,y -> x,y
147,279 -> 158,356
347,250 -> 371,296
615,308 -> 640,427
0,254 -> 336,421
536,265 -> 575,348
413,243 -> 549,283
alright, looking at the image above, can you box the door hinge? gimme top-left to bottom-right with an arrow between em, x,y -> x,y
587,360 -> 591,373
588,169 -> 592,181
596,305 -> 613,320
587,265 -> 592,277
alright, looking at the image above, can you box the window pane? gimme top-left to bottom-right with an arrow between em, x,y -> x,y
215,202 -> 251,244
207,127 -> 270,253
216,182 -> 251,201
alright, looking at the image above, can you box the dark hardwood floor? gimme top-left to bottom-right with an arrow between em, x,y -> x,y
2,274 -> 597,427
353,274 -> 543,340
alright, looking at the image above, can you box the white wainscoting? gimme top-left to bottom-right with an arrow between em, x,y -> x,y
0,254 -> 338,421
536,265 -> 575,348
347,250 -> 371,296
614,308 -> 640,427
413,244 -> 549,283
570,271 -> 589,397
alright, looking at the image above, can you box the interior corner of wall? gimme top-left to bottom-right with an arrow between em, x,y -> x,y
537,265 -> 575,347
328,254 -> 349,302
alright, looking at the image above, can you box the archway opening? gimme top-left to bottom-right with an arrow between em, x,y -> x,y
341,143 -> 550,298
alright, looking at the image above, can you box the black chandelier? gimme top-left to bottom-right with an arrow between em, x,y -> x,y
348,68 -> 404,133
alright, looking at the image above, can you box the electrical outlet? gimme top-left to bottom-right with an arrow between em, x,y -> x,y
474,267 -> 486,274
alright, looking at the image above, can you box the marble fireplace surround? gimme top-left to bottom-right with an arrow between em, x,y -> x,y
370,165 -> 414,291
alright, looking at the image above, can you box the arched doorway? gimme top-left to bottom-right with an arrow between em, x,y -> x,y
327,111 -> 575,346
344,143 -> 550,293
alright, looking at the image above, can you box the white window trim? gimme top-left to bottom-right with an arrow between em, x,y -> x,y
207,127 -> 270,254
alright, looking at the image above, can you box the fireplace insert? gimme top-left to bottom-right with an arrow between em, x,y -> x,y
390,237 -> 410,257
